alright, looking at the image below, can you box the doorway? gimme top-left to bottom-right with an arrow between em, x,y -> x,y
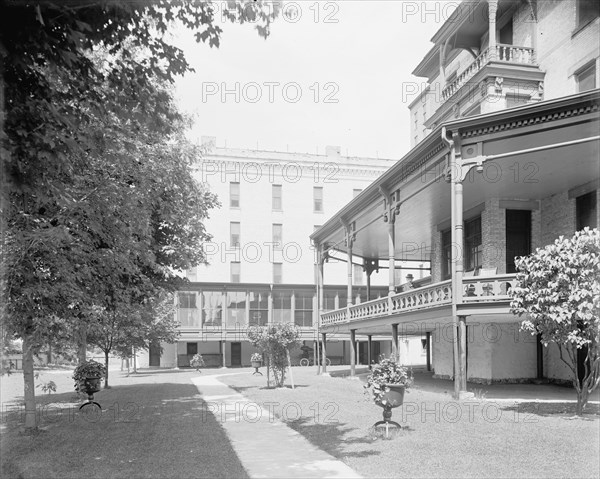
506,209 -> 531,273
231,342 -> 242,367
149,342 -> 161,367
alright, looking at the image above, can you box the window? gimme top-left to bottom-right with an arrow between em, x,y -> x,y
230,222 -> 240,248
249,290 -> 269,326
353,264 -> 364,286
353,189 -> 362,198
577,0 -> 599,28
272,290 -> 291,322
177,292 -> 200,327
226,291 -> 246,328
273,263 -> 282,284
576,62 -> 597,92
272,224 -> 283,250
187,342 -> 198,356
506,210 -> 531,274
464,216 -> 482,273
323,290 -> 337,311
202,291 -> 222,327
230,182 -> 240,208
313,187 -> 323,212
441,229 -> 452,280
294,291 -> 314,327
230,262 -> 241,283
272,184 -> 282,210
576,191 -> 598,230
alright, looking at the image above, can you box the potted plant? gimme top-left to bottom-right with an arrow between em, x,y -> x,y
364,356 -> 413,437
73,360 -> 106,409
190,353 -> 205,372
251,352 -> 263,376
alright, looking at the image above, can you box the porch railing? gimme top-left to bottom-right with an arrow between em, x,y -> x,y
462,274 -> 518,303
441,44 -> 536,101
320,274 -> 517,327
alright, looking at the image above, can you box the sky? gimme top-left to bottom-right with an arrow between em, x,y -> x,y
173,1 -> 458,159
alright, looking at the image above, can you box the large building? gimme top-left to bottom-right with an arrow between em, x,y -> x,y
311,0 -> 599,390
140,143 -> 418,368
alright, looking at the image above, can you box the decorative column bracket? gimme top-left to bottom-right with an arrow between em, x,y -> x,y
379,186 -> 401,224
362,258 -> 380,275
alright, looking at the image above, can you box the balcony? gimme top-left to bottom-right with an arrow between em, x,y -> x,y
320,274 -> 518,328
442,44 -> 536,102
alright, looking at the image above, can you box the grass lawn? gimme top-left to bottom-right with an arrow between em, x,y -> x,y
221,367 -> 600,479
1,368 -> 247,479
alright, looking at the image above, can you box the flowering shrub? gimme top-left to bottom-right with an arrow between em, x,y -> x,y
190,354 -> 205,370
364,356 -> 413,405
510,227 -> 600,415
72,360 -> 106,392
251,353 -> 263,363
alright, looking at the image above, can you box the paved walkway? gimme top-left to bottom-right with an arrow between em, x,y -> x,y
191,374 -> 361,479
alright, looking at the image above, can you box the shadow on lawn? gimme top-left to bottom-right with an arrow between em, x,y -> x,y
284,416 -> 382,459
1,382 -> 249,479
499,401 -> 600,418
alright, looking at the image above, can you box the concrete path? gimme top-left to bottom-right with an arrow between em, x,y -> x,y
191,374 -> 361,479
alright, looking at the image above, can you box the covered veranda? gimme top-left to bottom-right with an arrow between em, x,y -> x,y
311,90 -> 600,396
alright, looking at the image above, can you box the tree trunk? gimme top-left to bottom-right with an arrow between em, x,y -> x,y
104,350 -> 109,388
133,347 -> 137,373
47,343 -> 52,364
22,335 -> 37,430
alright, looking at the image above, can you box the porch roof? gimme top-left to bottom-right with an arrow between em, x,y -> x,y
310,89 -> 600,261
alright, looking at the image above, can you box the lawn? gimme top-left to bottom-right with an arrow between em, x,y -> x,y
221,367 -> 600,479
1,368 -> 248,479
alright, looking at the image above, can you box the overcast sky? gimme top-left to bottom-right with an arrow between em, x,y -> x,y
174,1 -> 457,159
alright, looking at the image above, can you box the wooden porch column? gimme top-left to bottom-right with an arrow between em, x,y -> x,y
488,0 -> 498,58
317,246 -> 325,375
367,335 -> 373,370
322,333 -> 328,374
392,323 -> 399,361
388,221 -> 396,298
350,329 -> 356,377
366,268 -> 371,302
221,340 -> 227,368
426,331 -> 431,372
459,316 -> 467,390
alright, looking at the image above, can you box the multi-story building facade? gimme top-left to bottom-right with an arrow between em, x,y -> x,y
312,0 -> 599,390
140,142 -> 411,368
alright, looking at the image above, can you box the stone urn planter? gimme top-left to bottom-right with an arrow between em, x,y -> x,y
73,360 -> 106,410
364,357 -> 413,439
251,353 -> 263,376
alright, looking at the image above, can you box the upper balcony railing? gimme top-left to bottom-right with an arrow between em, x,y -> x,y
320,274 -> 517,327
441,44 -> 536,102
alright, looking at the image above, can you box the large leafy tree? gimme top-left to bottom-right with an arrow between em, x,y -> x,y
0,0 -> 279,429
510,228 -> 600,415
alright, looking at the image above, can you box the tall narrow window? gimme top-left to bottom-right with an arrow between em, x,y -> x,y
272,224 -> 283,250
313,187 -> 323,212
576,62 -> 597,92
230,222 -> 240,248
230,262 -> 241,283
464,216 -> 482,273
230,182 -> 240,208
506,210 -> 531,274
577,0 -> 599,28
273,263 -> 282,284
576,191 -> 598,230
294,291 -> 314,327
353,264 -> 364,286
441,229 -> 452,280
249,290 -> 269,326
272,290 -> 291,322
272,184 -> 282,210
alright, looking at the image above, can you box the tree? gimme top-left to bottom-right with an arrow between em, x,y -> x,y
510,228 -> 600,415
87,291 -> 178,388
247,323 -> 300,388
1,0 -> 280,430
